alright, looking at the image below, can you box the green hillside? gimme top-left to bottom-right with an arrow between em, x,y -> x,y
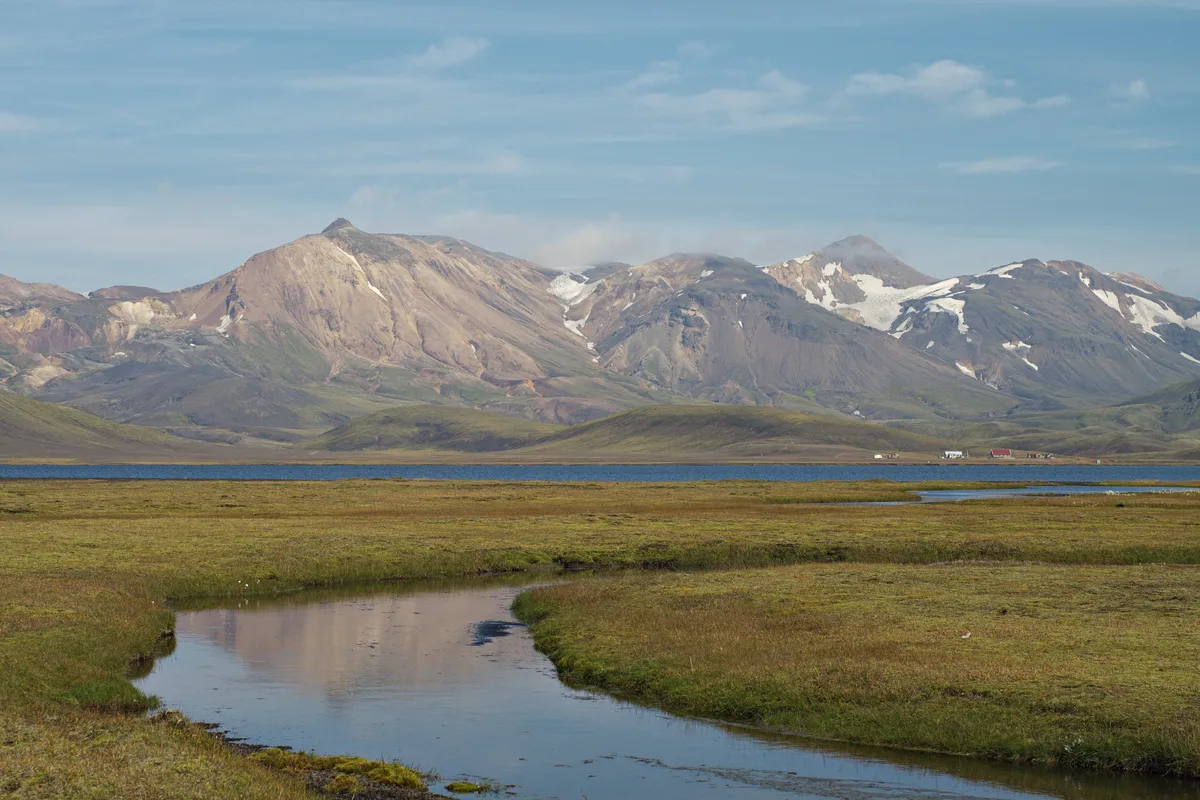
1124,379 -> 1200,433
301,405 -> 560,452
890,380 -> 1200,457
0,391 -> 181,457
528,405 -> 948,456
304,404 -> 950,457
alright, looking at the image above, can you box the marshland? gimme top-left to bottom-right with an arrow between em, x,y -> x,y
3,478 -> 1200,798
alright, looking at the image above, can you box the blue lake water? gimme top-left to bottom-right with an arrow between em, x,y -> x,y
4,463 -> 1200,482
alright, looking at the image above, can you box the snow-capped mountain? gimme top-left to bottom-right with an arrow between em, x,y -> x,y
4,224 -> 1200,436
765,243 -> 1200,406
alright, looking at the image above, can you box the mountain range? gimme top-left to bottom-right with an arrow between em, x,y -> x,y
2,219 -> 1199,453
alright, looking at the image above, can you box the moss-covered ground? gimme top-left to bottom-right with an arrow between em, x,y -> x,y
2,479 -> 1199,796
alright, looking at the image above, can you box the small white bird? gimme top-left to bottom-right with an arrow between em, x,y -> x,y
961,631 -> 972,639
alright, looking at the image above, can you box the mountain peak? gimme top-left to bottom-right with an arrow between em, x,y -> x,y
815,235 -> 933,289
322,218 -> 358,235
824,234 -> 885,251
1110,271 -> 1167,293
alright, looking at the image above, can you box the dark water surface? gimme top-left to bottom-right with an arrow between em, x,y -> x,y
137,578 -> 1200,800
6,463 -> 1200,482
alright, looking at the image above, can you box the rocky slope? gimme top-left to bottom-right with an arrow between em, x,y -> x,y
550,252 -> 1011,418
2,221 -> 670,433
765,242 -> 1200,407
4,222 -> 1200,438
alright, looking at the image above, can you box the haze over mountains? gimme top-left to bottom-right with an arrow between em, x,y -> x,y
2,219 -> 1199,451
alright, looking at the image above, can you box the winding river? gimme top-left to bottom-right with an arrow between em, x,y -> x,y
136,576 -> 1200,800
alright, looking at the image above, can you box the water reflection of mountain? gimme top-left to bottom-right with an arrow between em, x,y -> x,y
168,577 -> 1200,800
177,581 -> 533,704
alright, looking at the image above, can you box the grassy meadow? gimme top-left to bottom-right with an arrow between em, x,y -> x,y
2,479 -> 1200,796
518,564 -> 1200,775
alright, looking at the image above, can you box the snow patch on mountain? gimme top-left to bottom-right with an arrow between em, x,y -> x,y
564,315 -> 588,337
1003,340 -> 1039,371
334,245 -> 387,302
1124,295 -> 1200,340
986,263 -> 1024,279
925,296 -> 970,335
549,273 -> 598,307
550,273 -> 603,341
804,275 -> 962,332
1092,288 -> 1123,313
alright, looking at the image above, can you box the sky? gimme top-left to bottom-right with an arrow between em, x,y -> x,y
1,0 -> 1198,296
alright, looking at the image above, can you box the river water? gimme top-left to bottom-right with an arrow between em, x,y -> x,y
136,577 -> 1200,800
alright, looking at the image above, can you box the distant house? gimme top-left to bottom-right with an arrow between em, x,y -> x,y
990,449 -> 1014,459
943,451 -> 966,460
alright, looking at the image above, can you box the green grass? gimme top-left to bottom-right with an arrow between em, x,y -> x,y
527,405 -> 949,455
3,479 -> 1200,795
0,391 -> 180,456
517,564 -> 1200,775
301,403 -> 952,457
300,404 -> 561,452
890,383 -> 1200,458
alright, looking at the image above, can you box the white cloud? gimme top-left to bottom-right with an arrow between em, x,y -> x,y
407,36 -> 488,70
847,60 -> 1068,118
625,60 -> 681,91
0,112 -> 42,132
849,59 -> 987,97
941,156 -> 1064,174
1111,79 -> 1150,102
635,69 -> 819,132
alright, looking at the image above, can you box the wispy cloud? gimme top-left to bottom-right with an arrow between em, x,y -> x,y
1110,78 -> 1150,104
345,154 -> 526,177
407,36 -> 489,70
0,112 -> 43,132
1171,165 -> 1200,175
625,60 -> 681,91
848,60 -> 1069,118
634,69 -> 820,132
1112,137 -> 1175,149
941,156 -> 1064,174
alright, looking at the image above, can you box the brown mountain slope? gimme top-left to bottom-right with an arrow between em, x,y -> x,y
552,254 -> 1014,418
169,218 -> 596,382
5,221 -> 671,432
5,225 -> 1200,438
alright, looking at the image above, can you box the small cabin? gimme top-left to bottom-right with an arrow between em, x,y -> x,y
990,449 -> 1014,459
943,451 -> 966,460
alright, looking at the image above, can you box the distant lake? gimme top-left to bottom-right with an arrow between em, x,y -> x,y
3,463 -> 1200,482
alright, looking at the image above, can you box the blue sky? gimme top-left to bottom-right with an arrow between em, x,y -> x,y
2,0 -> 1198,295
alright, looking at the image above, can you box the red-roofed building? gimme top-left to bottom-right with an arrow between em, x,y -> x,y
990,449 -> 1014,459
